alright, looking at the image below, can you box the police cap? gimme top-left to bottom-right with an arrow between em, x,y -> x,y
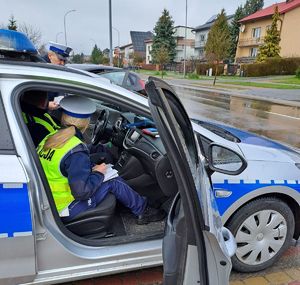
60,96 -> 96,118
47,41 -> 72,60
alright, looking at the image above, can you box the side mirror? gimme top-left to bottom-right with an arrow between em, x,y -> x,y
207,143 -> 247,175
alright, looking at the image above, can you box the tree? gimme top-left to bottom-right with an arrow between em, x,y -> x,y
229,0 -> 264,62
243,0 -> 264,16
132,52 -> 144,67
72,53 -> 85,63
19,23 -> 42,46
8,15 -> 17,30
257,5 -> 281,62
151,9 -> 176,63
229,6 -> 244,61
155,46 -> 169,78
90,45 -> 103,64
205,9 -> 231,85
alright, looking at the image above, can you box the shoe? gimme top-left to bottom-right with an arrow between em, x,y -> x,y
137,206 -> 166,225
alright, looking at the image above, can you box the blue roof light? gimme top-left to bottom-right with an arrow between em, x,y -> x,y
0,29 -> 37,53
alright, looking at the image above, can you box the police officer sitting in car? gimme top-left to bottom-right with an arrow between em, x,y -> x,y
37,95 -> 165,224
21,90 -> 60,147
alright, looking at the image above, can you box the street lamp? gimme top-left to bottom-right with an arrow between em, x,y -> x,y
112,27 -> 120,67
183,0 -> 188,77
56,32 -> 63,42
90,38 -> 97,47
64,9 -> 76,46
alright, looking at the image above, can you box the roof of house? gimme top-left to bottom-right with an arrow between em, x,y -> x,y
193,14 -> 234,32
240,0 -> 300,23
119,43 -> 133,49
130,31 -> 153,52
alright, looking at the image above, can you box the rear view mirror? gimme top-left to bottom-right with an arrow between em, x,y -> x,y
208,143 -> 247,175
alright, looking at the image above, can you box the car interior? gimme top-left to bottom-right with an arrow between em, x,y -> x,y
19,87 -> 178,243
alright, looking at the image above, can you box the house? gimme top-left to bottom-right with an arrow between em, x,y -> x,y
145,39 -> 153,64
193,14 -> 234,60
130,31 -> 153,59
144,26 -> 196,64
236,0 -> 300,62
173,26 -> 195,63
119,43 -> 133,66
119,31 -> 153,66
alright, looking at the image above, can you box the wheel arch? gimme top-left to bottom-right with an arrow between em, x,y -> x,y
222,186 -> 300,239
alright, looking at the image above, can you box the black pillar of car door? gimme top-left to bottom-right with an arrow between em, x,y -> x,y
145,77 -> 209,285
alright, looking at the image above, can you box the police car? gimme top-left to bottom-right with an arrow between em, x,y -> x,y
192,119 -> 300,272
0,31 -> 245,285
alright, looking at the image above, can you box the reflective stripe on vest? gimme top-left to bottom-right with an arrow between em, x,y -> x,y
23,112 -> 60,133
37,133 -> 82,214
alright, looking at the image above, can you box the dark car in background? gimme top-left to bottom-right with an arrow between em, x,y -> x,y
67,63 -> 146,96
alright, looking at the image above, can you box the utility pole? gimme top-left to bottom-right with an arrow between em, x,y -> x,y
109,0 -> 113,66
183,0 -> 188,77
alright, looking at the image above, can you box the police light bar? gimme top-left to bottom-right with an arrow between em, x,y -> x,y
0,29 -> 37,53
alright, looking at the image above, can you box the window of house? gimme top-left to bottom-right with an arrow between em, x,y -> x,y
200,34 -> 205,41
250,47 -> 258,57
252,27 -> 261,38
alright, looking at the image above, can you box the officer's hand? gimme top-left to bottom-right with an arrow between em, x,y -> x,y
48,101 -> 60,111
92,163 -> 107,175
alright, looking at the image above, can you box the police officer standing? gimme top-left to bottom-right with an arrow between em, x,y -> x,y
44,41 -> 72,66
44,42 -> 73,110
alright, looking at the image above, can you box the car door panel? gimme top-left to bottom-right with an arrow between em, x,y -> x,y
146,77 -> 233,285
0,95 -> 36,285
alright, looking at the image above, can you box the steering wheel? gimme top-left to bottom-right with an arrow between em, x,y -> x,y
91,109 -> 109,145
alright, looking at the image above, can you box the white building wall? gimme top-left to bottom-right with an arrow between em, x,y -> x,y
145,42 -> 153,64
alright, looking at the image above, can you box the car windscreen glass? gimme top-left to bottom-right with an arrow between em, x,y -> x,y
100,71 -> 125,86
191,119 -> 241,143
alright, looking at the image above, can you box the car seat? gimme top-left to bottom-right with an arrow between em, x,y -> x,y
64,193 -> 116,239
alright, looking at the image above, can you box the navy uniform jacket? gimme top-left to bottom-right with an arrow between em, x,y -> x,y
60,129 -> 112,200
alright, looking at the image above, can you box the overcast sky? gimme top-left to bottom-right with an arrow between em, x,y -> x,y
1,0 -> 275,54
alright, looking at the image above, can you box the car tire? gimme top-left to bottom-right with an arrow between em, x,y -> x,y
227,197 -> 294,272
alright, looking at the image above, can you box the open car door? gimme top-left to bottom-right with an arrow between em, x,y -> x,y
145,77 -> 236,285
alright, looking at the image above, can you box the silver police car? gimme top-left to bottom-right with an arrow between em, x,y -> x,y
0,57 -> 249,285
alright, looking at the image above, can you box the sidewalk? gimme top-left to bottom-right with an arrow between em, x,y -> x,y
139,73 -> 300,105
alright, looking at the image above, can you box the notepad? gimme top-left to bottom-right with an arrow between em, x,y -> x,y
103,164 -> 119,182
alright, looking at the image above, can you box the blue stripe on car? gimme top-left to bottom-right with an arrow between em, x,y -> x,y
0,183 -> 32,238
214,180 -> 300,216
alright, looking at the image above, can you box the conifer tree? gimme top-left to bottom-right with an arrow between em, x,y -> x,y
90,45 -> 103,64
205,9 -> 230,85
151,9 -> 176,63
257,5 -> 281,62
243,0 -> 264,16
8,15 -> 17,30
229,5 -> 244,61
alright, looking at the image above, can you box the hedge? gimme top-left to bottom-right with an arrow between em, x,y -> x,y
196,63 -> 224,76
241,57 -> 300,77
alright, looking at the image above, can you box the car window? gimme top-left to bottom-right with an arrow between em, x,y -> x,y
196,133 -> 212,159
100,71 -> 125,86
126,74 -> 136,88
0,94 -> 14,151
191,119 -> 240,143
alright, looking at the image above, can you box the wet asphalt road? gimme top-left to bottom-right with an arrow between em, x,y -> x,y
172,85 -> 300,149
